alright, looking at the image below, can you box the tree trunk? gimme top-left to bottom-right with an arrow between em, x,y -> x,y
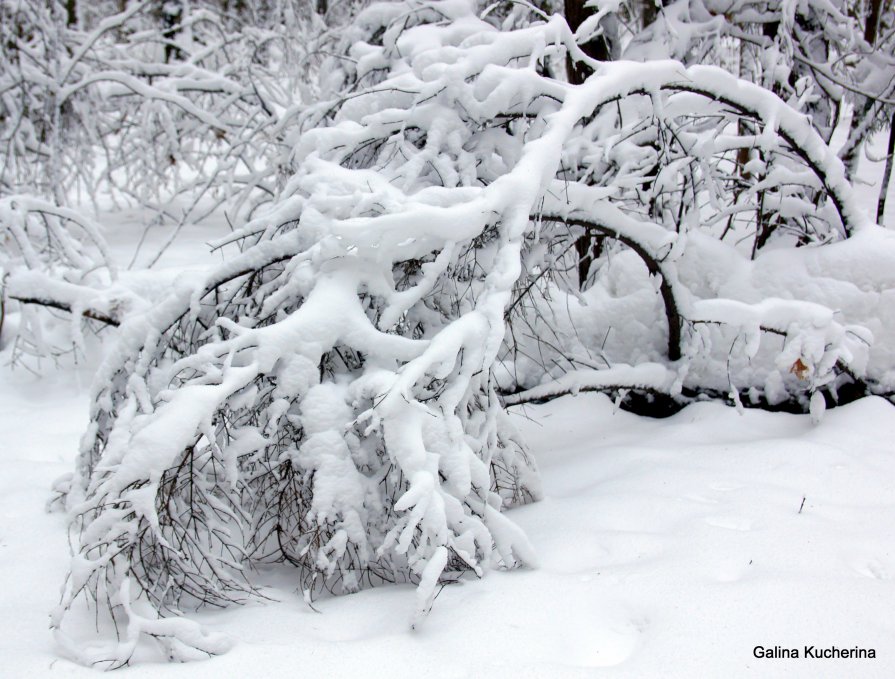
842,0 -> 887,177
160,0 -> 184,63
564,0 -> 616,287
864,0 -> 884,45
878,112 -> 895,225
66,0 -> 77,27
563,0 -> 612,85
641,0 -> 658,30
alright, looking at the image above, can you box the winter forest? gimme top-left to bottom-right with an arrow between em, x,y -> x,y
1,0 -> 895,674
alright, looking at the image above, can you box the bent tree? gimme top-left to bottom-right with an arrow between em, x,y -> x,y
53,0 -> 876,666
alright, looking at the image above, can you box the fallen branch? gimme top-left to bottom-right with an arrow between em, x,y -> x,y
8,294 -> 120,327
501,362 -> 679,406
4,270 -> 146,329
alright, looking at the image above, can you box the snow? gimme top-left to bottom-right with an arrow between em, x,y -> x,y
3,366 -> 894,676
3,0 -> 895,672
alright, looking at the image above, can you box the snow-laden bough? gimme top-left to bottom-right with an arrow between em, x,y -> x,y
52,0 -> 878,666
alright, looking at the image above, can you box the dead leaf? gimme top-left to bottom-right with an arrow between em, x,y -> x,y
790,357 -> 810,380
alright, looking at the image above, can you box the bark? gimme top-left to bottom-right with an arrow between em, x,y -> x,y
641,0 -> 658,30
842,0 -> 888,177
865,0 -> 884,45
564,0 -> 617,287
65,0 -> 77,27
160,0 -> 184,64
878,112 -> 895,225
563,0 -> 612,84
9,294 -> 120,327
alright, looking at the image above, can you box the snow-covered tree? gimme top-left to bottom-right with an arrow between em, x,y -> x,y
48,0 -> 888,667
564,0 -> 895,191
0,0 -> 366,358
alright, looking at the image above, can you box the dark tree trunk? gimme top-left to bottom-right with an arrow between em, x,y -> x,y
641,0 -> 658,30
564,0 -> 616,287
864,0 -> 884,45
160,0 -> 184,63
563,0 -> 612,85
842,0 -> 888,177
66,0 -> 77,26
878,112 -> 895,225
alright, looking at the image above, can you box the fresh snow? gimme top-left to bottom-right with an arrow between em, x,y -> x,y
3,0 -> 895,673
2,369 -> 893,677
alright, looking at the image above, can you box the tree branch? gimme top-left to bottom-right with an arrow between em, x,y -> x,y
540,214 -> 683,361
9,294 -> 120,327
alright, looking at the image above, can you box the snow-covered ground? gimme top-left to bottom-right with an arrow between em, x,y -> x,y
2,366 -> 893,677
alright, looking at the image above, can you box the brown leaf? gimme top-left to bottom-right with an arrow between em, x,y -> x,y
790,357 -> 810,380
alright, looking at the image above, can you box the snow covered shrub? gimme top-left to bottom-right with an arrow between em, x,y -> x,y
583,0 -> 891,144
0,0 -> 372,245
0,196 -> 120,360
496,67 -> 877,411
0,0 -> 297,204
0,0 -> 364,357
52,0 -> 882,667
576,0 -> 895,202
0,3 -> 116,353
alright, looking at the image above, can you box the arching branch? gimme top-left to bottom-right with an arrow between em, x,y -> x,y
577,68 -> 868,238
540,214 -> 683,361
